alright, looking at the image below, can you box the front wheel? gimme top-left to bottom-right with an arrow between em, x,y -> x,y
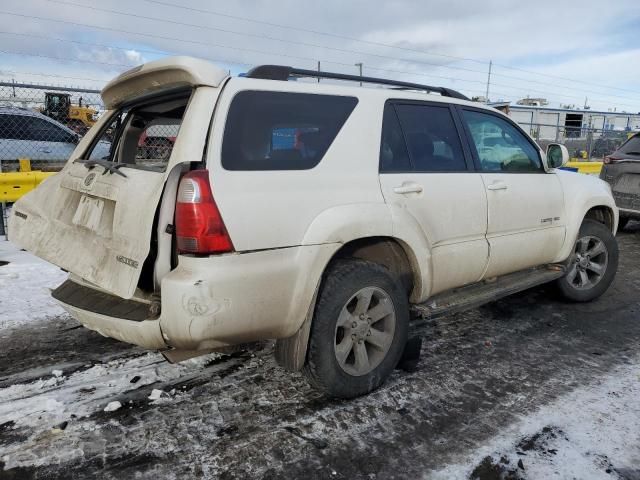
303,260 -> 409,398
557,219 -> 618,302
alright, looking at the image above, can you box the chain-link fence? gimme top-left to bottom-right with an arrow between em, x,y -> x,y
515,122 -> 634,161
0,82 -> 103,173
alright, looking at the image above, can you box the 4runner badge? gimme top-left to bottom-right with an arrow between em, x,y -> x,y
83,172 -> 97,187
116,255 -> 139,269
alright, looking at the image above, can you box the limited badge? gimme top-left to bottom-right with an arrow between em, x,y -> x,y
116,255 -> 139,269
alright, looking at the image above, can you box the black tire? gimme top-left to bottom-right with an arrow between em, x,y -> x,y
557,219 -> 618,302
303,259 -> 409,398
618,217 -> 629,232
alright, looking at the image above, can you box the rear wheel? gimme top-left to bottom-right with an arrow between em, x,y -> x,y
557,219 -> 618,302
303,260 -> 409,398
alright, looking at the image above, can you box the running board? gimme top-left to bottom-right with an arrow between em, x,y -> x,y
410,264 -> 565,332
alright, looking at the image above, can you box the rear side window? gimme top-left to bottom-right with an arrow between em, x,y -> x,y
222,91 -> 358,170
394,103 -> 467,172
380,104 -> 411,172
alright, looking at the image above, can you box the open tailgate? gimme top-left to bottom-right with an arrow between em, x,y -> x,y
8,63 -> 224,299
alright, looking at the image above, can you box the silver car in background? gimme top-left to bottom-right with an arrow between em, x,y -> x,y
0,106 -> 109,170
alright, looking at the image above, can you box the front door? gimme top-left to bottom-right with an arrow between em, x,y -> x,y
458,107 -> 565,278
378,101 -> 489,296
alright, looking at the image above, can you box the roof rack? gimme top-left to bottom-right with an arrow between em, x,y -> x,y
245,65 -> 469,101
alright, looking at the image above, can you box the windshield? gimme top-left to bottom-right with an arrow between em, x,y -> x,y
79,92 -> 190,172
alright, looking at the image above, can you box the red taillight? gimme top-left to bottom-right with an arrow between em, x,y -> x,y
175,170 -> 233,254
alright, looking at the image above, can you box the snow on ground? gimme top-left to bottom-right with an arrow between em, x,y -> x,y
0,239 -> 68,329
0,350 -> 224,469
431,358 -> 640,479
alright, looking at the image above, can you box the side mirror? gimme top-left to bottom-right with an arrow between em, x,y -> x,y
546,143 -> 569,169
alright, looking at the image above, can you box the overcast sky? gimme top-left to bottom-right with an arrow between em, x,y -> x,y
1,0 -> 640,111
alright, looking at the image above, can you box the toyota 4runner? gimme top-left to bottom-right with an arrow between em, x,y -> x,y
9,57 -> 619,398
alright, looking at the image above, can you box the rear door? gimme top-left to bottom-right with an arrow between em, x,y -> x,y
378,100 -> 489,295
458,107 -> 565,278
8,87 -> 217,299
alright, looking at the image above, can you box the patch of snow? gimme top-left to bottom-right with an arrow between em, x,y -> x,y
148,388 -> 164,401
103,401 -> 122,412
0,240 -> 68,330
430,357 -> 640,479
51,370 -> 63,378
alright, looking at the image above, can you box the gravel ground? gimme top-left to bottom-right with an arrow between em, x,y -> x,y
0,224 -> 639,479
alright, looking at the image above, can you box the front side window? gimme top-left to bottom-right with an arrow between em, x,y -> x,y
394,103 -> 467,172
84,95 -> 188,171
462,110 -> 542,172
222,91 -> 358,171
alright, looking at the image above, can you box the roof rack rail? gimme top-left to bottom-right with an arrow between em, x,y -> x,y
245,65 -> 469,101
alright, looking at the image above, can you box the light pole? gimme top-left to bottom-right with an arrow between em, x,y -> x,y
354,62 -> 363,86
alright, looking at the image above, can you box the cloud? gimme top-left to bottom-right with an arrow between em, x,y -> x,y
0,0 -> 638,111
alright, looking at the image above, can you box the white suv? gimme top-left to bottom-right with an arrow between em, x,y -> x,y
9,57 -> 619,398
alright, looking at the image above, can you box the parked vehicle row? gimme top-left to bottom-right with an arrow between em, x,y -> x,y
9,57 -> 620,398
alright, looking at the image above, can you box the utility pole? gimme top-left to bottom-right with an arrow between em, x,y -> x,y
485,60 -> 492,103
317,61 -> 321,83
354,62 -> 363,86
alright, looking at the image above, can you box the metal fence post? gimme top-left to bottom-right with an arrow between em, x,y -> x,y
0,202 -> 6,237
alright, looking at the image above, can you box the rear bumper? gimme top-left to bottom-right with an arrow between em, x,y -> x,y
619,207 -> 640,219
59,300 -> 166,350
54,243 -> 339,352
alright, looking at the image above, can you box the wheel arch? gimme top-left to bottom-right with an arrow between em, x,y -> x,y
584,205 -> 615,232
275,234 -> 423,372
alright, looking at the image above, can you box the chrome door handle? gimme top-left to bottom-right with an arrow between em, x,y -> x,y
487,182 -> 508,191
393,184 -> 423,194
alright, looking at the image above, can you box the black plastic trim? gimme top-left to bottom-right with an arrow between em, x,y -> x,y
52,280 -> 153,322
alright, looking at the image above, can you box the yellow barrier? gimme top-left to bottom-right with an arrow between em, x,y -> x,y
565,161 -> 603,176
0,171 -> 56,203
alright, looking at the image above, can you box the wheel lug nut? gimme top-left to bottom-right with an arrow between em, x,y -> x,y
367,330 -> 371,336
351,334 -> 357,340
352,321 -> 358,328
359,314 -> 365,320
358,339 -> 363,344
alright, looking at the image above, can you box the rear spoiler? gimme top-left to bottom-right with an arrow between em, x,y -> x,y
102,56 -> 229,109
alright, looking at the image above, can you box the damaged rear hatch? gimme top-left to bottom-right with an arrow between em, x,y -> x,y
8,57 -> 227,299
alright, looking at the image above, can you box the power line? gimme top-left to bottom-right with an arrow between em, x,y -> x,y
138,0 -> 640,96
40,0 -> 493,78
38,0 -> 640,104
3,7 -> 640,109
0,68 -> 109,83
5,28 -> 640,109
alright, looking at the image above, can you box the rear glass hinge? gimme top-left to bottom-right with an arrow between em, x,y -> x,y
165,224 -> 175,235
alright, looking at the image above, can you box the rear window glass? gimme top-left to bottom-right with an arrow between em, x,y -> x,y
222,91 -> 358,170
84,94 -> 188,172
619,135 -> 640,155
